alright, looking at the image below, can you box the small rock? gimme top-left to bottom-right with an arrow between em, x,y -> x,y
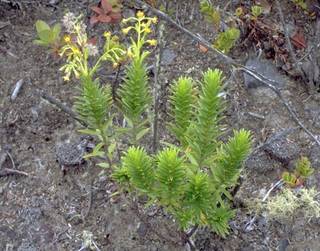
244,57 -> 286,88
55,138 -> 89,170
264,132 -> 300,164
136,222 -> 147,238
17,241 -> 37,251
277,239 -> 289,251
246,151 -> 282,173
161,49 -> 176,66
309,144 -> 320,169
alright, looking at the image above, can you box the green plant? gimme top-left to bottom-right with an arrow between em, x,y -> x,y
200,0 -> 221,29
35,10 -> 252,243
292,0 -> 307,10
213,27 -> 240,53
282,171 -> 298,187
251,5 -> 263,20
282,156 -> 314,187
118,11 -> 157,145
58,13 -> 125,81
295,156 -> 314,179
114,69 -> 252,237
74,76 -> 115,167
168,76 -> 195,147
34,20 -> 61,54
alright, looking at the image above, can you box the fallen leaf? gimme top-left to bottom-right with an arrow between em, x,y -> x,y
88,37 -> 97,45
198,43 -> 208,53
290,29 -> 306,49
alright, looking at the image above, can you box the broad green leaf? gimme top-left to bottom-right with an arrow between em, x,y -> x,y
92,142 -> 105,153
136,127 -> 149,141
108,142 -> 116,155
35,20 -> 50,34
38,30 -> 53,43
97,162 -> 110,168
33,39 -> 49,46
185,151 -> 198,167
84,150 -> 105,159
52,23 -> 61,41
78,128 -> 101,136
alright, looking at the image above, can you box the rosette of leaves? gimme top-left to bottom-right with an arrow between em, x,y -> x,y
200,0 -> 221,29
114,69 -> 252,237
90,0 -> 122,25
34,20 -> 61,54
213,27 -> 240,53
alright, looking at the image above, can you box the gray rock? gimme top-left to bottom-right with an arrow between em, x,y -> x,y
55,138 -> 89,170
136,222 -> 147,238
277,239 -> 289,251
246,151 -> 282,173
161,49 -> 176,66
17,240 -> 37,251
263,132 -> 300,164
309,144 -> 320,169
244,57 -> 286,88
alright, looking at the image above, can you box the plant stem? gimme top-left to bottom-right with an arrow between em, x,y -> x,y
100,128 -> 113,168
151,22 -> 164,153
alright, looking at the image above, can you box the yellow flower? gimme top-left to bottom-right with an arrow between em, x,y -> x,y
122,18 -> 129,24
122,27 -> 132,35
127,49 -> 134,58
64,35 -> 72,43
103,31 -> 111,38
136,11 -> 145,18
72,46 -> 81,55
111,35 -> 119,42
63,75 -> 70,82
151,17 -> 158,24
113,62 -> 119,68
147,39 -> 157,46
235,7 -> 243,17
144,27 -> 152,33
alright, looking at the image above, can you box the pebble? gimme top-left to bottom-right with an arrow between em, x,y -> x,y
161,48 -> 176,66
309,144 -> 320,169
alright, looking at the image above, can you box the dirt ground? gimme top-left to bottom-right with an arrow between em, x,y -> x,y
1,1 -> 320,250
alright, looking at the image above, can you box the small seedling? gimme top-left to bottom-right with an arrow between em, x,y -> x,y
292,0 -> 307,10
282,156 -> 314,187
282,171 -> 300,187
213,27 -> 240,53
34,20 -> 61,54
90,0 -> 122,25
295,156 -> 314,179
251,5 -> 263,20
200,0 -> 221,29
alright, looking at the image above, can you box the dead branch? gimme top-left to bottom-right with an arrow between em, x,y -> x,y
130,0 -> 320,147
0,168 -> 29,177
34,88 -> 88,127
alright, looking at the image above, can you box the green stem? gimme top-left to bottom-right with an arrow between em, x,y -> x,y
99,127 -> 113,168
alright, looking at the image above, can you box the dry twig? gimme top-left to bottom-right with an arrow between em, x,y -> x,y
34,88 -> 87,127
